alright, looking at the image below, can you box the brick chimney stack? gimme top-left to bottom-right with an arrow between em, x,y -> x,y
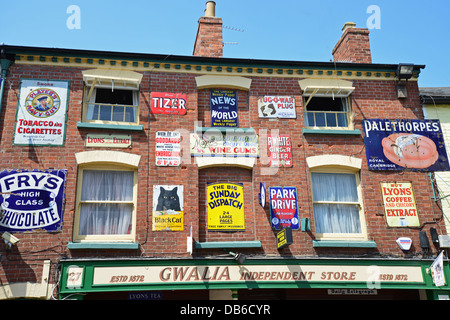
193,1 -> 223,57
332,22 -> 372,63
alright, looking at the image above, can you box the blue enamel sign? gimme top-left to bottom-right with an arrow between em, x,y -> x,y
363,119 -> 450,171
269,186 -> 299,230
0,169 -> 67,232
210,89 -> 238,127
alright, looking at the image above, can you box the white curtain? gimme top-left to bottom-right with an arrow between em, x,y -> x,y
312,172 -> 361,234
79,170 -> 134,235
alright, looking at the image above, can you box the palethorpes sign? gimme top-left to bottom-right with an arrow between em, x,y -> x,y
0,170 -> 67,232
363,119 -> 450,171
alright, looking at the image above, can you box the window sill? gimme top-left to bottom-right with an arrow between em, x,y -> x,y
68,242 -> 139,250
312,240 -> 377,248
302,128 -> 361,135
77,121 -> 144,131
194,241 -> 262,249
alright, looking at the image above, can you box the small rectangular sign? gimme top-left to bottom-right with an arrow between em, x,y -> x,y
258,96 -> 296,119
276,227 -> 293,249
381,182 -> 420,227
155,131 -> 181,166
269,186 -> 299,230
268,134 -> 293,167
151,92 -> 187,115
210,89 -> 238,127
152,185 -> 184,231
86,134 -> 131,148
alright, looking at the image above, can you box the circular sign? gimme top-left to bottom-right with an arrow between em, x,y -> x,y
25,88 -> 61,118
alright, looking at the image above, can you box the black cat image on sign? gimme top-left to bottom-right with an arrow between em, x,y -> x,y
152,185 -> 184,231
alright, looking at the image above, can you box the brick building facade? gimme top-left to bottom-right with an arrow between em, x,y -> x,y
0,2 -> 449,300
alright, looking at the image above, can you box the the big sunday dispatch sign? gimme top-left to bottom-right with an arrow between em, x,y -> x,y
210,89 -> 238,127
207,183 -> 244,231
363,119 -> 450,171
0,169 -> 67,232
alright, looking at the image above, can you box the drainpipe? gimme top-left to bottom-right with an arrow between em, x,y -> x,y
0,56 -> 13,115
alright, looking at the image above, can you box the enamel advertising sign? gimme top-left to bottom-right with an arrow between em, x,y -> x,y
0,169 -> 67,232
210,89 -> 238,127
190,131 -> 258,158
152,185 -> 184,231
269,186 -> 299,230
267,134 -> 293,167
156,131 -> 181,166
14,79 -> 69,146
363,119 -> 450,171
380,182 -> 420,227
150,92 -> 187,115
207,183 -> 245,231
258,96 -> 296,119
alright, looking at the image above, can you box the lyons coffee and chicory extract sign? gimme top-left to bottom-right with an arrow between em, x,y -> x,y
14,79 -> 69,146
150,92 -> 187,115
207,183 -> 244,231
380,182 -> 420,227
210,89 -> 238,127
363,119 -> 450,171
0,169 -> 67,232
269,186 -> 299,230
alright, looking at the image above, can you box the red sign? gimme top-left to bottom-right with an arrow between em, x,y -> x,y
267,135 -> 292,167
151,92 -> 187,115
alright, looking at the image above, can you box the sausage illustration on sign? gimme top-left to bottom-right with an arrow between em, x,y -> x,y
381,133 -> 439,169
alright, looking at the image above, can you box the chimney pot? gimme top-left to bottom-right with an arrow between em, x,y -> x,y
205,1 -> 216,17
342,22 -> 356,33
193,1 -> 223,57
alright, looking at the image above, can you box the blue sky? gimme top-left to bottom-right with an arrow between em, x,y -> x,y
1,0 -> 449,87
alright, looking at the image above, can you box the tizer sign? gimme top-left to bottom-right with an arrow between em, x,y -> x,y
151,92 -> 187,115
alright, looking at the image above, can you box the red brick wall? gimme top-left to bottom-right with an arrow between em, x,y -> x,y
0,62 -> 444,287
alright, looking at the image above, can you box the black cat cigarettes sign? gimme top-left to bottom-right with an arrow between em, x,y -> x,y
152,185 -> 184,231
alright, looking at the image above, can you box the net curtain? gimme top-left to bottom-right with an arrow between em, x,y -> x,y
311,172 -> 362,234
79,170 -> 134,235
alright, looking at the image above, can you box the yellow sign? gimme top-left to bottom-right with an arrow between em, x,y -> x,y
207,183 -> 245,230
381,182 -> 420,227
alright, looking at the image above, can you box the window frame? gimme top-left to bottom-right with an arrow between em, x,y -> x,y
303,95 -> 353,129
82,85 -> 140,126
308,159 -> 367,241
73,163 -> 138,243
